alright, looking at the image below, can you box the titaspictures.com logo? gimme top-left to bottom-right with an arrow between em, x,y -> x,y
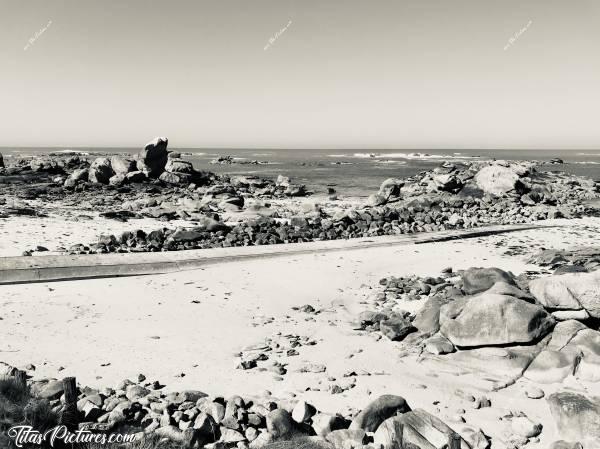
7,425 -> 137,447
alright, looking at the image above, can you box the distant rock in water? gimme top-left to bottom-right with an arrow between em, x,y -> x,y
0,153 -> 4,168
137,136 -> 169,178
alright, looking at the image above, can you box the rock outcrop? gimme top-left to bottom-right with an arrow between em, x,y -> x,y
439,293 -> 555,348
137,136 -> 169,178
529,271 -> 600,319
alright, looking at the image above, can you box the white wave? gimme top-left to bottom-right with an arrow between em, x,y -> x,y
330,152 -> 480,160
376,160 -> 408,165
570,161 -> 600,165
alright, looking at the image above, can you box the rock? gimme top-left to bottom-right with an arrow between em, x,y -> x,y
292,400 -> 317,424
220,428 -> 245,443
64,168 -> 89,187
529,271 -> 600,318
367,194 -> 388,207
350,395 -> 411,432
412,297 -> 443,336
378,178 -> 403,199
159,171 -> 193,185
548,441 -> 583,449
0,153 -> 3,168
249,431 -> 275,449
524,386 -> 545,399
109,174 -> 126,186
138,136 -> 169,178
110,155 -> 136,175
547,392 -> 600,443
423,334 -> 455,355
88,157 -> 114,184
474,163 -> 525,196
432,173 -> 462,192
266,409 -> 294,438
38,380 -> 65,400
312,414 -> 348,437
374,409 -> 468,449
461,267 -> 516,295
510,416 -> 542,438
165,158 -> 194,174
440,293 -> 555,347
325,429 -> 366,449
524,349 -> 580,384
125,170 -> 146,183
380,316 -> 416,341
125,384 -> 150,401
461,427 -> 489,449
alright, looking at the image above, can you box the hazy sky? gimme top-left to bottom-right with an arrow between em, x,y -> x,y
1,0 -> 599,149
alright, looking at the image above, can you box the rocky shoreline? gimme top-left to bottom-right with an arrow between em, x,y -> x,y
1,138 -> 599,256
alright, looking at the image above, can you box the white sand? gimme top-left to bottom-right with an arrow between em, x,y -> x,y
3,218 -> 600,445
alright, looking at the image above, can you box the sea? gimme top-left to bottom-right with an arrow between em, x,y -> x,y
2,148 -> 600,198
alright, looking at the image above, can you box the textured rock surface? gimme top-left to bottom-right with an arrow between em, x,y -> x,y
440,293 -> 555,347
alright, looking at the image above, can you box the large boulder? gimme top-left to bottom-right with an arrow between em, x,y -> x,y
64,168 -> 89,187
380,316 -> 416,341
378,178 -> 403,200
0,153 -> 4,168
547,392 -> 600,444
525,321 -> 600,383
110,155 -> 136,175
440,293 -> 555,347
138,137 -> 169,178
165,158 -> 194,174
474,162 -> 529,196
374,409 -> 469,449
349,395 -> 411,432
159,171 -> 193,185
529,271 -> 600,318
88,157 -> 114,184
461,267 -> 516,295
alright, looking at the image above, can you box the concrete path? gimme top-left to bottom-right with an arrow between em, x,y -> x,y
0,223 -> 551,284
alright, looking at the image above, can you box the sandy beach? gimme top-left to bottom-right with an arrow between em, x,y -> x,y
3,217 -> 600,447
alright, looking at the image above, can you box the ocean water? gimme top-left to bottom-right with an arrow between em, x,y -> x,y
2,147 -> 600,198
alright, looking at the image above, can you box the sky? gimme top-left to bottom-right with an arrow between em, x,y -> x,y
1,0 -> 599,149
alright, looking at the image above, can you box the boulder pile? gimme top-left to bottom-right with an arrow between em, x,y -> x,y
1,366 -> 483,449
357,264 -> 600,446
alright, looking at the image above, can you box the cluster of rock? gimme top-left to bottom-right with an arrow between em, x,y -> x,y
2,366 -> 487,449
528,247 -> 600,274
357,265 -> 600,446
4,144 -> 600,256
